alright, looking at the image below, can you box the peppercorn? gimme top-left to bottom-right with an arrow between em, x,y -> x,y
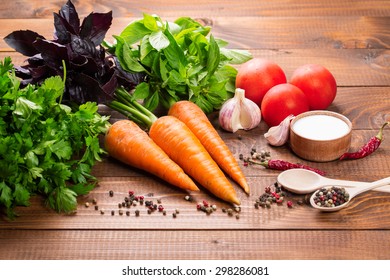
119,209 -> 123,215
92,198 -> 97,205
172,212 -> 177,218
312,186 -> 349,208
135,210 -> 140,216
94,205 -> 99,211
126,211 -> 130,216
109,190 -> 114,197
111,210 -> 115,216
100,209 -> 105,215
287,201 -> 293,208
85,202 -> 90,208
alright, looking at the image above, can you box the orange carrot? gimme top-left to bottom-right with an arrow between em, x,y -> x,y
168,101 -> 250,194
149,115 -> 240,205
104,119 -> 199,192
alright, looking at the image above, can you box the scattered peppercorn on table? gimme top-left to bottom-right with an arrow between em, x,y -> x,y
1,0 -> 390,260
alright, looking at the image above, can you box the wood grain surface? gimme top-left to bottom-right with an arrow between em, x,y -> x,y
0,0 -> 389,260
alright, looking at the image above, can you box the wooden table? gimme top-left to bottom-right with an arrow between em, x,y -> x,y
1,0 -> 390,260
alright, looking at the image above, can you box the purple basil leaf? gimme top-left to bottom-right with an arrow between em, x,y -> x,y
14,65 -> 32,78
26,54 -> 44,67
53,12 -> 73,43
59,0 -> 80,35
4,30 -> 45,56
102,73 -> 118,100
32,39 -> 68,73
72,73 -> 110,103
70,34 -> 98,56
29,65 -> 55,81
80,11 -> 112,46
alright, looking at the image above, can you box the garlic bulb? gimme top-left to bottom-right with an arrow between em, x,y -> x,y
264,114 -> 295,146
219,88 -> 261,133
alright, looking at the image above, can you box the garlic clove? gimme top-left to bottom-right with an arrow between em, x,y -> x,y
264,114 -> 295,146
219,88 -> 261,133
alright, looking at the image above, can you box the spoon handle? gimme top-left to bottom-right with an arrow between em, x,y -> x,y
324,178 -> 390,193
348,176 -> 390,197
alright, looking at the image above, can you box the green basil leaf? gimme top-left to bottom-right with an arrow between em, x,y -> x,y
149,30 -> 170,51
144,90 -> 160,111
143,13 -> 159,31
133,82 -> 150,100
220,48 -> 253,64
162,27 -> 187,70
120,21 -> 152,45
115,36 -> 146,73
206,35 -> 220,77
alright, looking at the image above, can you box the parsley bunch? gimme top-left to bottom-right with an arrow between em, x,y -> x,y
0,57 -> 110,218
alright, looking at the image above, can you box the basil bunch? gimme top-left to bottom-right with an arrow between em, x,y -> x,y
107,14 -> 252,113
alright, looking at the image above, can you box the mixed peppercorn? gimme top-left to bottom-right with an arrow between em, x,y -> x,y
312,186 -> 350,208
254,182 -> 300,209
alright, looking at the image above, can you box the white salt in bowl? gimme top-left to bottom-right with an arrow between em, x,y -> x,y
289,110 -> 352,162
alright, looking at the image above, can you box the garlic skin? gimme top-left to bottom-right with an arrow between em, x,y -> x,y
264,114 -> 295,146
219,88 -> 261,133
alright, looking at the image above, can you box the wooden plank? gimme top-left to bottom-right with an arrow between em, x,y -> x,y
0,229 -> 389,259
1,0 -> 390,19
1,16 -> 390,50
1,48 -> 390,87
2,174 -> 390,230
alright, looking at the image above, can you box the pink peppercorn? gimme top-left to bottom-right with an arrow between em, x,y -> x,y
287,201 -> 293,208
128,190 -> 134,196
158,205 -> 164,212
203,200 -> 209,207
272,192 -> 280,199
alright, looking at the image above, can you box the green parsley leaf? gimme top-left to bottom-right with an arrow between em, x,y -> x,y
0,57 -> 110,219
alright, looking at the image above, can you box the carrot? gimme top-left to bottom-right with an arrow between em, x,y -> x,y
104,119 -> 199,192
149,115 -> 241,205
168,100 -> 250,194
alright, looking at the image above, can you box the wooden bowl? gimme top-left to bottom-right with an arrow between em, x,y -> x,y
289,110 -> 352,162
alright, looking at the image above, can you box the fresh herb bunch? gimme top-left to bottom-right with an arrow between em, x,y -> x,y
106,14 -> 252,113
0,57 -> 110,218
4,0 -> 143,105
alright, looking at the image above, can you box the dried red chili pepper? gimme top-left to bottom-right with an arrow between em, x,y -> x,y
248,159 -> 326,175
339,121 -> 389,160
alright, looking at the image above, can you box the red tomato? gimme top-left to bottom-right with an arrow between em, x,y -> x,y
261,83 -> 310,127
236,58 -> 287,106
290,64 -> 337,110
